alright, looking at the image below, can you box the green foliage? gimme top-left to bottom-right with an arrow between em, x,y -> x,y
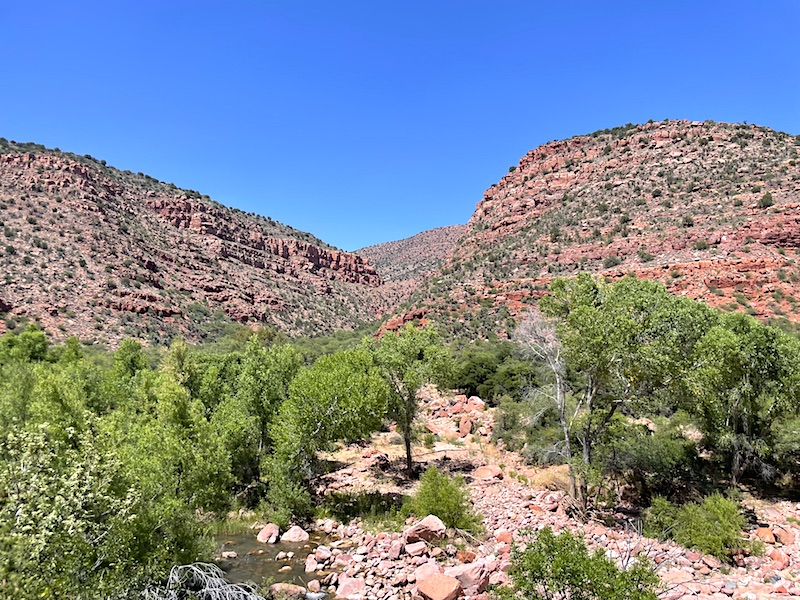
449,339 -> 535,403
758,192 -> 774,208
499,527 -> 659,600
0,426 -> 207,599
592,417 -> 702,502
374,325 -> 451,472
644,494 -> 753,562
403,466 -> 480,532
266,348 -> 390,519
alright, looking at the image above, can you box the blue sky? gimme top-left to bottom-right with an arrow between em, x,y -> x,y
2,1 -> 798,250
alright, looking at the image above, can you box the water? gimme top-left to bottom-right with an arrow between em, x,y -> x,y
216,530 -> 341,588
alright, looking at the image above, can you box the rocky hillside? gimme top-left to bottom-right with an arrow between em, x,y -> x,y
357,225 -> 465,311
0,140 -> 390,344
409,120 -> 800,336
357,225 -> 466,283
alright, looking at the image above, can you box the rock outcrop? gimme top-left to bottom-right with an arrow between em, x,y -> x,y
0,141 -> 392,343
406,120 -> 800,335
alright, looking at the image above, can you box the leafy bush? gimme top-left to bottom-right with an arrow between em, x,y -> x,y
643,494 -> 754,561
403,466 -> 480,532
758,192 -> 774,208
499,527 -> 659,600
603,255 -> 622,268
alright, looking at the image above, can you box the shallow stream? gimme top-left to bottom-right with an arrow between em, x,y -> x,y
215,530 -> 339,588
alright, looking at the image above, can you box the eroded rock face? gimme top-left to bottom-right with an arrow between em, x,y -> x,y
0,146 -> 389,343
402,120 -> 800,336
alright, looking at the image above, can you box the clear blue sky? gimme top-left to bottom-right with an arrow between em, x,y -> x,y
2,1 -> 798,250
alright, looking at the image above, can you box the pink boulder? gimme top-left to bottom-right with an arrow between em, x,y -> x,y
417,573 -> 462,600
269,583 -> 306,598
473,465 -> 503,479
256,523 -> 280,544
337,575 -> 367,600
280,525 -> 309,543
406,515 -> 447,543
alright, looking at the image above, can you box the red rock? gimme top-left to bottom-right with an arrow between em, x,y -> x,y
456,550 -> 476,563
414,560 -> 441,582
336,575 -> 367,600
405,541 -> 428,556
769,547 -> 790,569
256,523 -> 279,544
755,527 -> 776,544
773,526 -> 795,545
280,525 -> 309,543
458,417 -> 472,438
473,465 -> 503,479
269,583 -> 306,598
417,573 -> 462,600
406,515 -> 447,542
495,529 -> 513,544
307,580 -> 321,593
388,540 -> 404,559
444,562 -> 490,593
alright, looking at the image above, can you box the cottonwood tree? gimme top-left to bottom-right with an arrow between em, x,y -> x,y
373,324 -> 451,475
536,274 -> 717,503
515,309 -> 576,498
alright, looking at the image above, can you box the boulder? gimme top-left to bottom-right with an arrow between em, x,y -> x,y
388,539 -> 404,559
281,525 -> 309,543
473,465 -> 503,480
269,583 -> 306,598
774,526 -> 796,545
304,555 -> 318,573
445,561 -> 490,593
336,575 -> 367,600
417,573 -> 462,600
456,550 -> 476,563
256,523 -> 280,544
414,560 -> 441,582
405,541 -> 428,557
755,527 -> 776,544
315,545 -> 332,562
406,515 -> 447,543
458,417 -> 473,438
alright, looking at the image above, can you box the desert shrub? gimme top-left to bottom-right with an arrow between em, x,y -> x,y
643,494 -> 753,561
499,527 -> 659,600
758,192 -> 774,208
603,255 -> 622,268
403,466 -> 480,531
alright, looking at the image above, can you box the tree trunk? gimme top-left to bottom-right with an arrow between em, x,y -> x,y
404,428 -> 413,475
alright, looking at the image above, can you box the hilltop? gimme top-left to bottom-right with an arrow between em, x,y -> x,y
0,140 -> 391,344
404,120 -> 800,336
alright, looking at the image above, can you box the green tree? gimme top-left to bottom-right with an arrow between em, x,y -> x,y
373,325 -> 451,474
688,313 -> 798,484
266,348 -> 390,520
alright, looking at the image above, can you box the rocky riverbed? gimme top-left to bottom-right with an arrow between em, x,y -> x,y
220,391 -> 800,600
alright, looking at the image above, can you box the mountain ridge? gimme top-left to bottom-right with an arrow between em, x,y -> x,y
0,140 -> 389,344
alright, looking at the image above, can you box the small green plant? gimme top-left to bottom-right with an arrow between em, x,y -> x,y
682,215 -> 695,227
603,255 -> 622,269
643,494 -> 756,562
758,192 -> 773,208
693,240 -> 709,250
500,527 -> 659,600
403,466 -> 481,532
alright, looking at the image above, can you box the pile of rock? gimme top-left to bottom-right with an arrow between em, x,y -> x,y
422,394 -> 493,443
